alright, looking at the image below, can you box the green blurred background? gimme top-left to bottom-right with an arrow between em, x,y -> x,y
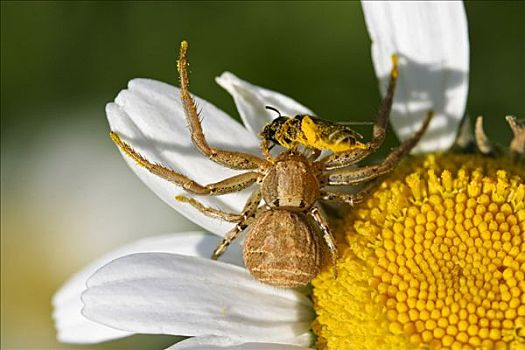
1,1 -> 523,349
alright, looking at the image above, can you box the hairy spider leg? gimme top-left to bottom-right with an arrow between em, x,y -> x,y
260,138 -> 274,162
318,54 -> 399,170
308,205 -> 338,278
320,180 -> 380,206
325,111 -> 433,186
178,41 -> 268,170
110,132 -> 261,195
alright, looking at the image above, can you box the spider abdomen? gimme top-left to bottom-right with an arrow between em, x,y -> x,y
243,210 -> 322,288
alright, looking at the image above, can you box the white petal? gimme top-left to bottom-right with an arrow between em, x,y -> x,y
216,72 -> 314,135
53,232 -> 243,344
107,78 -> 262,236
82,253 -> 313,343
362,1 -> 469,152
167,335 -> 312,349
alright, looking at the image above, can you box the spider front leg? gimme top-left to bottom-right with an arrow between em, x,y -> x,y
309,204 -> 338,278
318,54 -> 399,170
111,132 -> 261,195
325,111 -> 432,186
260,138 -> 274,162
212,189 -> 263,260
178,41 -> 268,170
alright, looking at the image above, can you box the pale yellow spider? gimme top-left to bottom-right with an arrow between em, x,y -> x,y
110,41 -> 432,288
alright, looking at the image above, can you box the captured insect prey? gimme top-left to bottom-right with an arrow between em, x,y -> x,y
259,109 -> 368,154
110,41 -> 432,288
259,55 -> 399,158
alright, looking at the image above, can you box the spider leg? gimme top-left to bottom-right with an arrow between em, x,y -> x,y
318,54 -> 399,170
175,195 -> 242,222
324,111 -> 432,186
111,131 -> 261,195
308,204 -> 338,279
211,189 -> 262,260
178,41 -> 268,170
320,180 -> 380,206
260,138 -> 274,162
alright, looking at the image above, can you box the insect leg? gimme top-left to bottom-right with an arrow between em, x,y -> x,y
211,189 -> 262,260
324,111 -> 432,186
318,54 -> 399,170
308,205 -> 338,279
111,131 -> 261,195
175,195 -> 242,222
178,41 -> 269,170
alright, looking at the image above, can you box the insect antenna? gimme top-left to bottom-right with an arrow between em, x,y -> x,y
265,106 -> 282,118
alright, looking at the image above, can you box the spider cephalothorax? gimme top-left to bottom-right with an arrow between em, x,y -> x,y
110,41 -> 432,288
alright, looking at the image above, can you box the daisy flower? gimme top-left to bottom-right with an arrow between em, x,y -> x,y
53,2 -> 524,349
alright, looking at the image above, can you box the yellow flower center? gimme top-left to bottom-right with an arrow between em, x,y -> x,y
312,154 -> 525,350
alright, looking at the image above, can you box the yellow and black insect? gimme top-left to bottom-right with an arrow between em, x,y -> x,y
260,55 -> 399,155
259,108 -> 369,153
